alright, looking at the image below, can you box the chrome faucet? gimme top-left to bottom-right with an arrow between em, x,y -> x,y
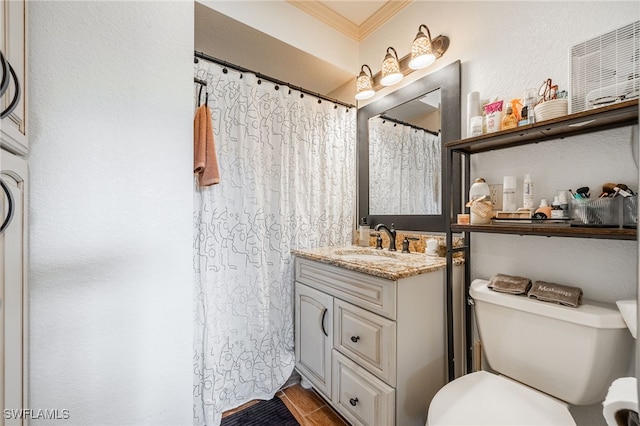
374,223 -> 397,251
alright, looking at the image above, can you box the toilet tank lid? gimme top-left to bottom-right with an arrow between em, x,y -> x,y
470,279 -> 627,329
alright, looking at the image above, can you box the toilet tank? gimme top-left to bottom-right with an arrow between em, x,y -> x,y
470,279 -> 633,405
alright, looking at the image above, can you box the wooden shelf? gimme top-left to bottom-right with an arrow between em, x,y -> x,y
446,99 -> 638,154
447,99 -> 638,240
451,223 -> 636,240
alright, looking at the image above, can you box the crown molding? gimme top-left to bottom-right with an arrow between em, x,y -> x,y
287,0 -> 412,42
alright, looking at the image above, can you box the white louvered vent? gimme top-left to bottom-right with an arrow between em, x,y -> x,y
570,21 -> 639,113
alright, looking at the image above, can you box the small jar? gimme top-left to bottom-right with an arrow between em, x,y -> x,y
535,199 -> 552,219
469,178 -> 492,224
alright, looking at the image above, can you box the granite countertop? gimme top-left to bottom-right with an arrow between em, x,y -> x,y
292,245 -> 464,281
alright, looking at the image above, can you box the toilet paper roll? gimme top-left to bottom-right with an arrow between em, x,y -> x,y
602,377 -> 638,426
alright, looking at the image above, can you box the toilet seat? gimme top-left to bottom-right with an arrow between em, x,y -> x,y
427,371 -> 576,425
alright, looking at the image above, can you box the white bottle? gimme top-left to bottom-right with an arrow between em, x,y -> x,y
467,91 -> 481,137
469,178 -> 491,224
523,174 -> 534,210
502,176 -> 517,211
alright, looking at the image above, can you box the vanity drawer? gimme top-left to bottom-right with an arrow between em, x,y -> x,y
334,299 -> 396,386
332,350 -> 395,426
295,258 -> 397,319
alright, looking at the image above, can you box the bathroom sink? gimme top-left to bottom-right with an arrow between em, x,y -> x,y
334,248 -> 409,263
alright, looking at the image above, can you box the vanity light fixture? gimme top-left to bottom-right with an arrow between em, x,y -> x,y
380,47 -> 403,86
354,26 -> 449,99
409,24 -> 436,70
355,64 -> 375,100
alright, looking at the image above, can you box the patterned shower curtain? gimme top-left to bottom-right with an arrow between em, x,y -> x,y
368,116 -> 441,215
192,59 -> 356,426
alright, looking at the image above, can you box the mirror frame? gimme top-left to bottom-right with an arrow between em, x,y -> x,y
357,60 -> 461,231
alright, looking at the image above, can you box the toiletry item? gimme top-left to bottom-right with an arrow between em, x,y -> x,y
501,104 -> 518,130
457,213 -> 470,224
558,190 -> 569,213
426,238 -> 438,256
483,100 -> 504,133
468,178 -> 492,224
358,217 -> 370,247
524,88 -> 538,124
518,106 -> 528,126
467,91 -> 481,137
523,174 -> 534,209
535,198 -> 552,218
502,176 -> 517,211
551,196 -> 564,219
470,115 -> 483,137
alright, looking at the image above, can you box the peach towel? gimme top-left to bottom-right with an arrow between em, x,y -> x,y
194,104 -> 220,186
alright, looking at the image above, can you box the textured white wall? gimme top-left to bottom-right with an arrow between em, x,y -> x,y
27,2 -> 194,424
358,1 -> 639,301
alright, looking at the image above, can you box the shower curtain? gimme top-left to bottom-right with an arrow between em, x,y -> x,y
193,59 -> 356,426
368,116 -> 441,215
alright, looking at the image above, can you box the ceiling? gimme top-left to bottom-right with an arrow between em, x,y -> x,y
195,1 -> 411,103
286,1 -> 412,41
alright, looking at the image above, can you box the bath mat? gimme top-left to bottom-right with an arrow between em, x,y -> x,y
220,397 -> 299,426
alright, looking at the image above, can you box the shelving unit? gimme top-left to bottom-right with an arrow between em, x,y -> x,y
443,99 -> 639,381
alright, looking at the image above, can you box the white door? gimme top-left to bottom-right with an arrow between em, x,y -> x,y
1,149 -> 27,426
294,281 -> 332,398
1,0 -> 28,155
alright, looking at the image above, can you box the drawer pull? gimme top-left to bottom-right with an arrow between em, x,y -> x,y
350,335 -> 360,343
349,397 -> 359,407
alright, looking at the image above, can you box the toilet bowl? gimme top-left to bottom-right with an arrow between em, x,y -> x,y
427,279 -> 632,426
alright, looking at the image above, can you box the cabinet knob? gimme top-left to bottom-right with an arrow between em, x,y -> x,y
350,335 -> 360,343
349,397 -> 359,406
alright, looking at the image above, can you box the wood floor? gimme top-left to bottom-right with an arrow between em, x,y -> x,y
222,383 -> 349,426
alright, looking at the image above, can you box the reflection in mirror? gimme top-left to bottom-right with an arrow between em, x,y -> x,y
357,60 -> 460,232
369,88 -> 442,215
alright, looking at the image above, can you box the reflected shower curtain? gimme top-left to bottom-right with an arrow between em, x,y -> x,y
193,59 -> 356,426
368,117 -> 441,214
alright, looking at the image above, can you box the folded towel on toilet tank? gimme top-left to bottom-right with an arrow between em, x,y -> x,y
487,273 -> 532,295
527,281 -> 583,308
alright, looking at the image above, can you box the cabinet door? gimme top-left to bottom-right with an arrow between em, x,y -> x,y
1,0 -> 28,155
1,150 -> 27,425
295,281 -> 332,398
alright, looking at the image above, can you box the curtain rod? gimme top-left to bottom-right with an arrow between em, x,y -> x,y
379,115 -> 440,136
194,50 -> 355,109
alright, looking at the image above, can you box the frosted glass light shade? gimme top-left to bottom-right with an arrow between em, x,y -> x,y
380,47 -> 402,86
409,36 -> 435,69
355,66 -> 375,100
409,25 -> 436,70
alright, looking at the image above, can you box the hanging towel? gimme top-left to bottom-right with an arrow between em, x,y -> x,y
527,280 -> 583,308
487,273 -> 532,295
194,104 -> 220,186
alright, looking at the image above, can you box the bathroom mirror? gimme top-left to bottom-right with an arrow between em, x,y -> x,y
358,60 -> 461,231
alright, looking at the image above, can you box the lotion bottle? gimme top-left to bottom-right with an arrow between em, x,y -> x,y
523,174 -> 534,210
502,176 -> 517,211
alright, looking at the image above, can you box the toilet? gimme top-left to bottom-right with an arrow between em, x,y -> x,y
427,279 -> 633,425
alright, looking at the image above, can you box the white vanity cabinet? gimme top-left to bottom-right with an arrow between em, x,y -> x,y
294,255 -> 454,426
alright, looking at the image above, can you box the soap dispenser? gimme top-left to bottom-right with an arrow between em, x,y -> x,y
358,217 -> 370,247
